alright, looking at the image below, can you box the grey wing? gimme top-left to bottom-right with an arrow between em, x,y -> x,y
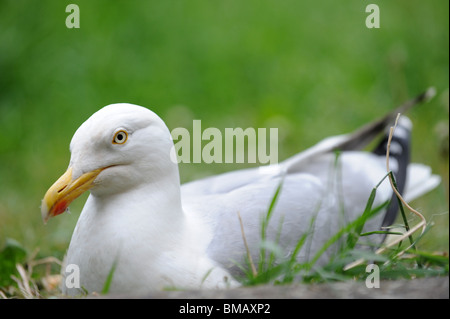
180,88 -> 439,273
181,152 -> 393,275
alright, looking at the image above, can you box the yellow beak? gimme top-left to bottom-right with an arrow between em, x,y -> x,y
41,167 -> 103,224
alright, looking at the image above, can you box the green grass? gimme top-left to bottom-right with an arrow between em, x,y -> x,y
0,0 -> 448,298
237,166 -> 448,287
1,166 -> 447,298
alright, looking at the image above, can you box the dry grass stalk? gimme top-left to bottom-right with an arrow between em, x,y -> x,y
344,113 -> 428,270
237,211 -> 258,277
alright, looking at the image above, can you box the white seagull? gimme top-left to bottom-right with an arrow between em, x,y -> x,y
41,89 -> 440,296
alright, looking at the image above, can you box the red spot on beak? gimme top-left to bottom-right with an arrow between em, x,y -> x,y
53,200 -> 68,216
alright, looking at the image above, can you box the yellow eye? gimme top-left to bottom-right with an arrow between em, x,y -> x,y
113,130 -> 128,144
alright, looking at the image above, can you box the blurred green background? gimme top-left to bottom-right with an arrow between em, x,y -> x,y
0,0 -> 448,261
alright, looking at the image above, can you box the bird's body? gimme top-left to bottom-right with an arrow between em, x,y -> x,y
41,95 -> 440,296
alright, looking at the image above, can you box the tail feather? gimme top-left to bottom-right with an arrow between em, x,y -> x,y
372,115 -> 441,230
404,164 -> 442,203
372,116 -> 412,229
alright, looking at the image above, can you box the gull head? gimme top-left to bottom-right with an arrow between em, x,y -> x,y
41,103 -> 177,223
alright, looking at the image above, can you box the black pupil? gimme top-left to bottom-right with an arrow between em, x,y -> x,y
117,133 -> 124,141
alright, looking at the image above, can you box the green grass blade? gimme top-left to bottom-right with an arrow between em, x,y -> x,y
259,178 -> 284,273
307,200 -> 387,270
388,171 -> 414,247
101,259 -> 118,295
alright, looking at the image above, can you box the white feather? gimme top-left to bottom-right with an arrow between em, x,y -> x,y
57,103 -> 439,295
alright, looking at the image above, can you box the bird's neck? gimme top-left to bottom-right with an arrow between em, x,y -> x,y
88,169 -> 186,231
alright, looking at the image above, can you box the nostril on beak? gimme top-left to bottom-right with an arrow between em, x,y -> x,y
58,185 -> 67,193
